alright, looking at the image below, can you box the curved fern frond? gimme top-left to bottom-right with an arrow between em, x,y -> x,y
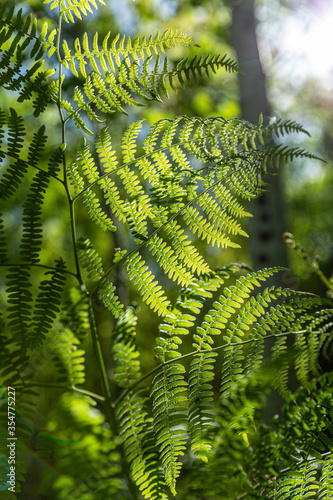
64,52 -> 239,125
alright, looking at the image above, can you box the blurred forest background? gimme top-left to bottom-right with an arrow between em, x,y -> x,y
2,0 -> 333,496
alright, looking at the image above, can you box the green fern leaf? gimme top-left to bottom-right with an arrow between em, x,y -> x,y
151,363 -> 188,495
125,252 -> 172,317
29,259 -> 66,347
54,328 -> 85,385
117,394 -> 169,500
44,0 -> 105,23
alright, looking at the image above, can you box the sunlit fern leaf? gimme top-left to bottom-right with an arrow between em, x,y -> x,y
125,252 -> 172,317
151,363 -> 188,495
60,98 -> 94,135
97,278 -> 124,319
62,29 -> 195,78
147,234 -> 195,287
273,461 -> 320,500
77,238 -> 104,282
82,187 -> 117,231
164,220 -> 211,275
182,206 -> 241,248
53,328 -> 85,385
154,273 -> 230,464
155,270 -> 228,364
66,52 -> 239,123
44,0 -> 105,24
112,307 -> 141,387
112,308 -> 168,498
188,351 -> 217,462
318,455 -> 333,500
117,394 -> 169,500
258,115 -> 311,141
218,269 -> 283,396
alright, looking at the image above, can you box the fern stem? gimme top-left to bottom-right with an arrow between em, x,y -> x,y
114,329 -> 312,409
12,383 -> 105,401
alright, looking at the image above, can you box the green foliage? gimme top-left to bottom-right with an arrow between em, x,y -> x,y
0,1 -> 332,499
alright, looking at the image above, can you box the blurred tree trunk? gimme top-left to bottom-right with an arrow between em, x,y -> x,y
230,0 -> 289,272
230,0 -> 289,420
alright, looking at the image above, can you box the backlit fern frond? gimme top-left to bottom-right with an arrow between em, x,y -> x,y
110,308 -> 169,499
117,393 -> 169,500
64,52 -> 240,126
125,252 -> 172,317
44,0 -> 105,23
68,116 -> 318,322
62,29 -> 195,78
151,363 -> 188,495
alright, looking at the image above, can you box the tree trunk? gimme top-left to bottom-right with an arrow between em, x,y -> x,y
230,0 -> 290,420
230,0 -> 289,273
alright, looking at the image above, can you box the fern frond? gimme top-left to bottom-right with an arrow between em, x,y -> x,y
117,394 -> 169,500
54,328 -> 85,385
0,7 -> 56,112
188,351 -> 217,462
125,252 -> 172,317
112,307 -> 141,387
164,220 -> 211,275
183,206 -> 241,248
62,29 -> 195,78
44,0 -> 105,23
147,234 -> 194,287
97,278 -> 124,319
318,455 -> 333,499
151,363 -> 188,495
29,259 -> 66,347
20,169 -> 50,263
65,51 -> 239,124
5,267 -> 34,348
